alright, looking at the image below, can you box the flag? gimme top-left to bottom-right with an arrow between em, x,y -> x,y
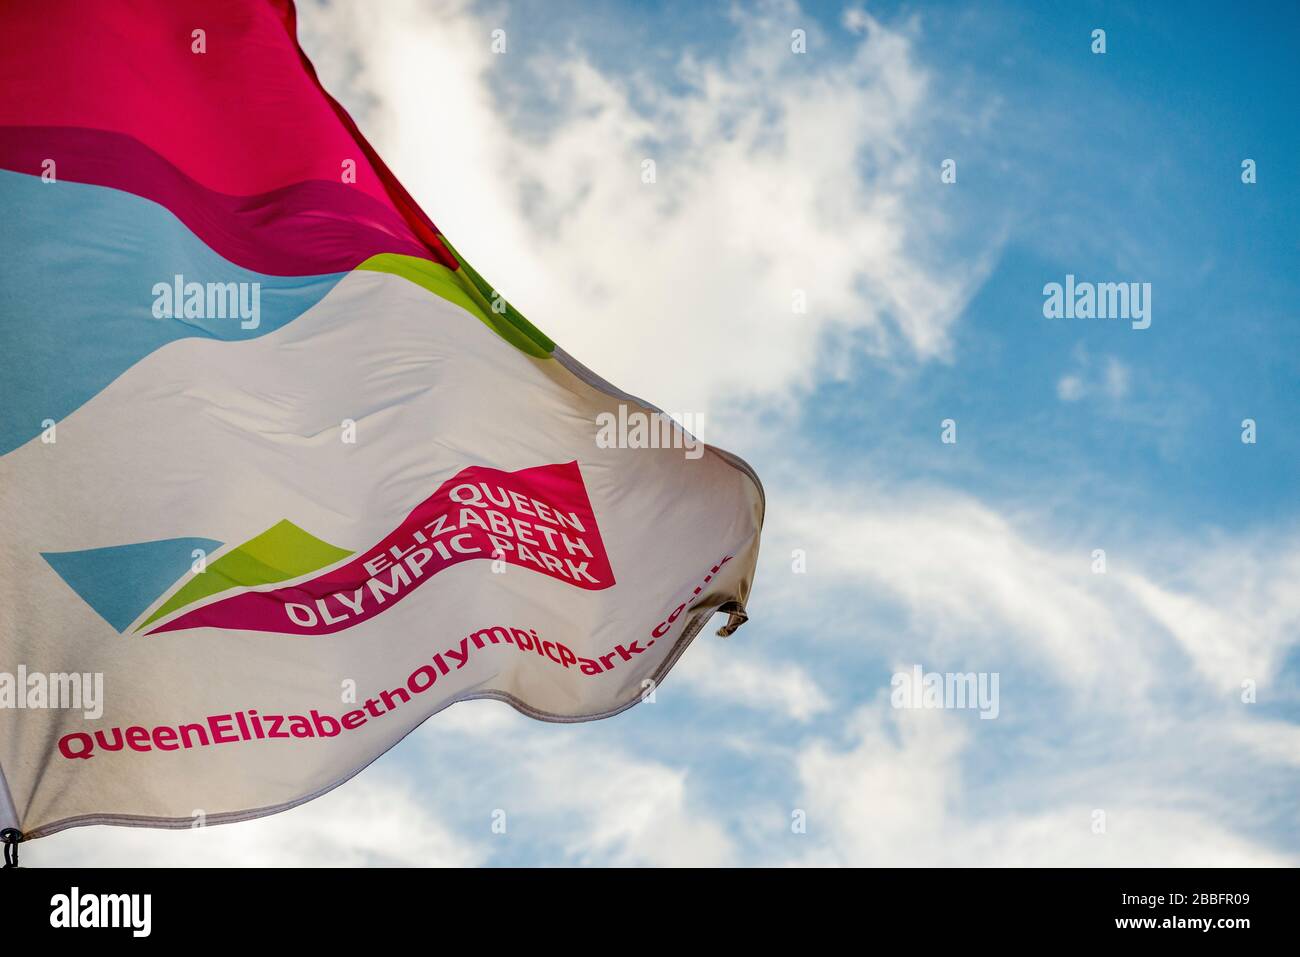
0,0 -> 762,841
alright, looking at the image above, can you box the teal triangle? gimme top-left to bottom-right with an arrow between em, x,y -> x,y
42,537 -> 223,633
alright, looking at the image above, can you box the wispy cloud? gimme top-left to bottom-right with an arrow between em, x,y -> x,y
300,0 -> 994,426
1057,348 -> 1130,403
768,479 -> 1300,698
788,703 -> 1293,866
32,771 -> 483,867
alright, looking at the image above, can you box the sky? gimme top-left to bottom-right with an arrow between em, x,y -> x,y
31,0 -> 1299,866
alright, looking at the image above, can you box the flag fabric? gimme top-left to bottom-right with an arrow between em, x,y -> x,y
0,1 -> 763,840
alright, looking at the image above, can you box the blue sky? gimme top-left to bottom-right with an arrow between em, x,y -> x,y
35,0 -> 1299,866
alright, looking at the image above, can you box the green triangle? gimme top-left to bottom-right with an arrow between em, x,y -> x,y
138,519 -> 351,630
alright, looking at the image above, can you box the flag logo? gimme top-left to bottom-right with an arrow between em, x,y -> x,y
44,462 -> 614,638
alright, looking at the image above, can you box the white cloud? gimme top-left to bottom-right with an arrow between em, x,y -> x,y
298,0 -> 992,429
769,489 -> 1154,696
747,479 -> 1300,865
26,771 -> 483,867
767,481 -> 1300,699
1056,373 -> 1086,401
788,703 -> 1294,867
1057,348 -> 1130,403
671,637 -> 831,721
529,743 -> 736,866
410,708 -> 738,867
1229,718 -> 1300,768
1124,541 -> 1300,691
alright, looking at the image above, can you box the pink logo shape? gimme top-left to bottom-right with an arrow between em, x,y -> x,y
148,461 -> 614,636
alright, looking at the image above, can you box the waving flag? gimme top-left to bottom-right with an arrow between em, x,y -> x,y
0,0 -> 762,841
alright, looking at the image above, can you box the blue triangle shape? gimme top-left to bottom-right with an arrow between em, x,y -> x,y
42,537 -> 223,633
